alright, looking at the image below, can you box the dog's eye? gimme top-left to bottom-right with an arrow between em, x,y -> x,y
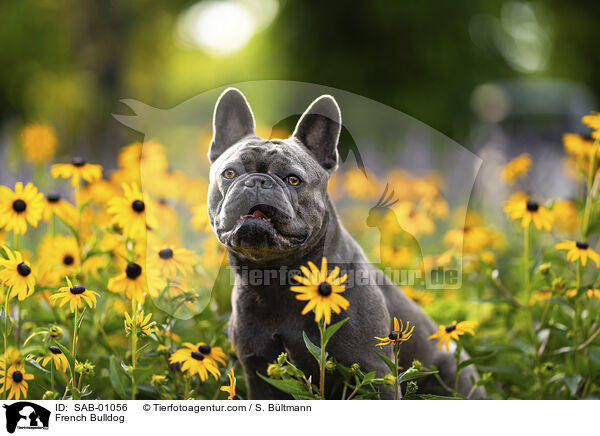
285,175 -> 301,186
222,169 -> 237,179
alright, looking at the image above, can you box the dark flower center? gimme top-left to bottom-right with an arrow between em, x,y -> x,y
49,346 -> 62,355
63,255 -> 75,266
388,330 -> 402,340
126,262 -> 142,279
71,157 -> 86,167
191,351 -> 205,361
198,344 -> 211,354
47,193 -> 61,203
12,371 -> 23,383
131,200 -> 145,213
576,241 -> 589,250
318,282 -> 332,296
12,200 -> 26,213
159,248 -> 174,260
445,324 -> 457,333
526,200 -> 539,212
70,285 -> 85,295
16,263 -> 31,277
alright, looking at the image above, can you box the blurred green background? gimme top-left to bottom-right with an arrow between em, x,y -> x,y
0,0 -> 599,161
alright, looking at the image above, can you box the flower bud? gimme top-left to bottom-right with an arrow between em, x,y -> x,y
151,374 -> 167,388
42,390 -> 57,400
538,263 -> 552,276
276,353 -> 287,366
267,363 -> 283,379
49,325 -> 63,340
411,359 -> 423,371
406,380 -> 418,394
383,373 -> 396,387
325,360 -> 336,373
552,277 -> 566,294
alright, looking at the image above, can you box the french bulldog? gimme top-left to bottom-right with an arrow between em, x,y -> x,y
206,88 -> 482,399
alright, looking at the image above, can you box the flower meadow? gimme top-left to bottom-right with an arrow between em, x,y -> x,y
1,113 -> 600,400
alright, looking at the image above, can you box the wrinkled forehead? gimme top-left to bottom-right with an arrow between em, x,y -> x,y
226,138 -> 309,171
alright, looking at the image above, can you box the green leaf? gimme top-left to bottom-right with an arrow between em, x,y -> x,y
109,356 -> 128,399
257,372 -> 316,398
398,369 -> 439,383
323,318 -> 349,346
77,307 -> 87,330
302,331 -> 322,364
131,366 -> 154,385
0,307 -> 14,337
56,215 -> 79,242
135,342 -> 152,359
457,352 -> 496,372
23,328 -> 49,346
374,350 -> 396,374
54,342 -> 76,376
25,358 -> 50,374
362,371 -> 376,384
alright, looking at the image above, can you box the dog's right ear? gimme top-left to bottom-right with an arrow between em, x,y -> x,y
209,88 -> 256,163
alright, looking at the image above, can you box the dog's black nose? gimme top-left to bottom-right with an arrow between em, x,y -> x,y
244,174 -> 274,189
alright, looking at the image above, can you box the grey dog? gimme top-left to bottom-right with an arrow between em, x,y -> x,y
206,88 -> 482,399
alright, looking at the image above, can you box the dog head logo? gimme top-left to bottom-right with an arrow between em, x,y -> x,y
3,402 -> 50,433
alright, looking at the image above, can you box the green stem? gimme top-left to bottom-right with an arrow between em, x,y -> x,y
3,292 -> 9,400
573,262 -> 582,372
394,344 -> 400,400
131,296 -> 138,400
453,342 -> 461,396
582,139 -> 599,237
319,320 -> 326,400
71,305 -> 78,399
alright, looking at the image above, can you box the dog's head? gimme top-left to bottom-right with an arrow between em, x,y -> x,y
206,88 -> 341,263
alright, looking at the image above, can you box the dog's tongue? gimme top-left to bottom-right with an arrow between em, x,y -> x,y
251,209 -> 267,219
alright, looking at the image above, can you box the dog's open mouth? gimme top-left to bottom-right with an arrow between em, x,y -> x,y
241,204 -> 276,223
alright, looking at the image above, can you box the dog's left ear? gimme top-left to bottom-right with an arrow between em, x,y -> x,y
292,95 -> 341,173
209,88 -> 256,163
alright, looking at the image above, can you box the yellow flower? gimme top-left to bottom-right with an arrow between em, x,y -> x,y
555,240 -> 600,267
552,200 -> 578,235
0,246 -> 36,301
41,192 -> 78,224
374,317 -> 415,348
427,320 -> 478,351
191,203 -> 212,233
148,244 -> 196,279
171,342 -> 227,367
107,261 -> 166,303
20,122 -> 57,163
0,182 -> 44,235
168,348 -> 220,381
33,346 -> 69,372
124,310 -> 158,337
402,287 -> 434,306
444,226 -> 492,253
220,369 -> 237,400
36,235 -> 80,286
565,288 -> 600,299
344,168 -> 379,199
290,257 -> 349,325
503,193 -> 553,231
502,153 -> 531,184
0,364 -> 34,400
49,276 -> 100,312
563,133 -> 597,159
529,290 -> 552,306
51,158 -> 102,187
582,111 -> 600,132
107,184 -> 156,240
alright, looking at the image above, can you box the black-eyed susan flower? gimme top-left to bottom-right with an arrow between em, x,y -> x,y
0,364 -> 34,400
171,342 -> 227,367
555,240 -> 600,268
41,192 -> 78,224
49,277 -> 99,312
0,246 -> 36,301
33,346 -> 69,373
168,349 -> 220,381
290,257 -> 349,325
148,244 -> 196,279
503,193 -> 553,231
124,310 -> 158,337
582,111 -> 600,135
374,316 -> 415,348
566,287 -> 600,299
36,235 -> 80,286
0,182 -> 44,234
107,184 -> 156,239
75,360 -> 95,377
502,153 -> 531,184
51,158 -> 102,187
20,122 -> 57,163
427,320 -> 478,351
107,261 -> 165,303
220,369 -> 237,400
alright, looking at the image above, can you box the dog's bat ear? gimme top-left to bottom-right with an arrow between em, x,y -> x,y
292,95 -> 341,173
209,88 -> 256,163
